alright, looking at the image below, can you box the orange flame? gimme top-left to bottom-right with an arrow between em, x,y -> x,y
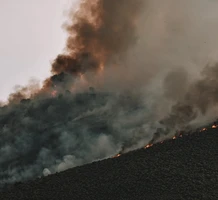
144,144 -> 153,149
111,121 -> 218,159
113,153 -> 121,158
200,128 -> 207,132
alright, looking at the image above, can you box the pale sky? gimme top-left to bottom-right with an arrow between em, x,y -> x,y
0,0 -> 78,101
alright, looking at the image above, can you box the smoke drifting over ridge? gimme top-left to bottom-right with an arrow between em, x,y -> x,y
1,0 -> 218,186
43,0 -> 144,93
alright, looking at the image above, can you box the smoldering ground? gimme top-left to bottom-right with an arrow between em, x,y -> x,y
2,0 -> 218,186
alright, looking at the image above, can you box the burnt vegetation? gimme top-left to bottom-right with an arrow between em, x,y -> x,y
1,127 -> 218,200
1,0 -> 218,199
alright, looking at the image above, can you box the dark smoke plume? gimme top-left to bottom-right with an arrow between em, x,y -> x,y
2,0 -> 218,187
0,0 -> 148,186
45,0 -> 144,90
9,0 -> 144,103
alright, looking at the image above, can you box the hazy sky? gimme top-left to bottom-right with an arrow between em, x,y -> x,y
0,0 -> 78,101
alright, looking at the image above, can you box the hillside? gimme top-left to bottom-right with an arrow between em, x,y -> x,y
1,127 -> 218,200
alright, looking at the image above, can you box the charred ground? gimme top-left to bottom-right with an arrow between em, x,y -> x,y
1,126 -> 218,200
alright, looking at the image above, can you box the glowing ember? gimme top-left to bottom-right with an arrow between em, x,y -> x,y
113,153 -> 121,158
144,144 -> 153,149
111,121 -> 217,159
200,128 -> 207,132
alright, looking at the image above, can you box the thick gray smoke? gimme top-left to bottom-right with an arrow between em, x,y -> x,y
0,91 -> 155,186
1,0 -> 218,186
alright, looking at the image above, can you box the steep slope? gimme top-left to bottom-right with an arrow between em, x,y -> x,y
1,128 -> 218,200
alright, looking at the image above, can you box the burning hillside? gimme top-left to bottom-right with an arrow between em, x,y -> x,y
1,124 -> 218,199
1,0 -> 218,187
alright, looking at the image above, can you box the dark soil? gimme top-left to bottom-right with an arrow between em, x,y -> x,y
1,128 -> 218,200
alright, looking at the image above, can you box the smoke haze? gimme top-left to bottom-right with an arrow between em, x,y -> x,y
1,0 -> 218,186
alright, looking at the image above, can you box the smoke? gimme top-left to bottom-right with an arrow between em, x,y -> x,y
1,0 -> 218,186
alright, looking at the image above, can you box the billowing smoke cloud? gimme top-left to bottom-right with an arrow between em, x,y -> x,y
1,0 -> 218,187
161,63 -> 218,131
0,0 -> 149,186
43,0 -> 145,93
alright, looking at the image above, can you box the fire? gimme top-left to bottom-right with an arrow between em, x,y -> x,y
144,144 -> 153,149
113,153 -> 121,158
200,127 -> 207,132
112,121 -> 218,159
212,125 -> 217,129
